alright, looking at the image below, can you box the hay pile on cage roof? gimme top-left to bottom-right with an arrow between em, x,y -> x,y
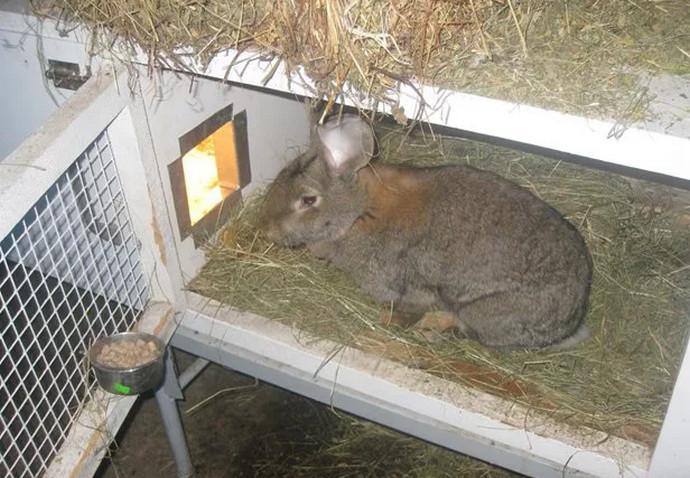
36,0 -> 690,120
192,122 -> 690,448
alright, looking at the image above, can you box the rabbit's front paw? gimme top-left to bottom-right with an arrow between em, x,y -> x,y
412,311 -> 460,343
379,308 -> 422,328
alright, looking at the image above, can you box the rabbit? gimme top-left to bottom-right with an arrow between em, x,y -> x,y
262,114 -> 592,349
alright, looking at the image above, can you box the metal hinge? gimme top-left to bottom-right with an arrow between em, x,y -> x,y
45,59 -> 91,90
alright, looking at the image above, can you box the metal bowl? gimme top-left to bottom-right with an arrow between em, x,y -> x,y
89,332 -> 166,396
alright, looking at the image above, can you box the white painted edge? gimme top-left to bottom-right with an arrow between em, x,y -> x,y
181,292 -> 649,478
648,333 -> 690,477
174,50 -> 690,183
44,392 -> 136,478
0,69 -> 125,236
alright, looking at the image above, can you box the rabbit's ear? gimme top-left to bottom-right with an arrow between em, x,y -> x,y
317,115 -> 375,177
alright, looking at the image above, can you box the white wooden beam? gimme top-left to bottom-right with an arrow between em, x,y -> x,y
185,51 -> 690,183
648,337 -> 690,478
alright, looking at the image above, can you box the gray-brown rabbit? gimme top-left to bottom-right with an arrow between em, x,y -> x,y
262,115 -> 592,349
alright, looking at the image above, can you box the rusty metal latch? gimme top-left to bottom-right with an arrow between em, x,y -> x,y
45,59 -> 91,90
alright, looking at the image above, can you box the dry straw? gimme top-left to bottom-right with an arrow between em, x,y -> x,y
193,123 -> 690,448
36,0 -> 690,120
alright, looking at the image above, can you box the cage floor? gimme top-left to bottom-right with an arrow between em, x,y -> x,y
97,352 -> 518,478
192,123 -> 690,449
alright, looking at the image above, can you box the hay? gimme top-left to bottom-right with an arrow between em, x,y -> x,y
215,382 -> 517,477
35,0 -> 690,121
250,408 -> 518,477
192,122 -> 690,447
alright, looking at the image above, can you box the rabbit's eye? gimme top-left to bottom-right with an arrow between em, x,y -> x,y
300,195 -> 318,208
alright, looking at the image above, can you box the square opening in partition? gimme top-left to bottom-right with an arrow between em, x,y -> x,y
182,121 -> 239,226
169,106 -> 250,246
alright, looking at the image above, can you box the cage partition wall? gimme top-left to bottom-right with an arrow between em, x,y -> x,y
0,36 -> 311,475
2,3 -> 690,478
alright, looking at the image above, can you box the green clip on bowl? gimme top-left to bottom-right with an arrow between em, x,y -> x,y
89,332 -> 166,396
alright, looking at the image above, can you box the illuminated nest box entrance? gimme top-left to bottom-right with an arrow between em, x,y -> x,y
169,105 -> 250,246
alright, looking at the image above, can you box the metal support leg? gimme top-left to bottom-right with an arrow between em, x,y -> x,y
178,357 -> 210,390
154,349 -> 195,478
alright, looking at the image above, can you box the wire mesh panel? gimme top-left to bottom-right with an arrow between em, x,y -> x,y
0,131 -> 150,477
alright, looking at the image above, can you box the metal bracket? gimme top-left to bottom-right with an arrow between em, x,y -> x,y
45,59 -> 91,90
161,348 -> 185,400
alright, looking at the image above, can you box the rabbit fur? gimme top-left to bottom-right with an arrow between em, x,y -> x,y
262,115 -> 592,349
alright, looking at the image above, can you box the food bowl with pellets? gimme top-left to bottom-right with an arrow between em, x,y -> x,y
90,332 -> 166,395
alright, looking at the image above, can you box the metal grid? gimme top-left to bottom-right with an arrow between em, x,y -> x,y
0,131 -> 150,477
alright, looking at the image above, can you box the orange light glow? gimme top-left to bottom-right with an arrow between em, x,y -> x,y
182,122 -> 239,225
